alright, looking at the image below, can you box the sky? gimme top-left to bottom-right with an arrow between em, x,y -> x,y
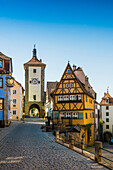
0,0 -> 113,102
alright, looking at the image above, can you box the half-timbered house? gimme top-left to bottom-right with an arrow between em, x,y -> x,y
51,62 -> 95,145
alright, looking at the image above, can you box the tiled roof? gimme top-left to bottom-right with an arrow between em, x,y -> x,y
74,67 -> 96,98
0,52 -> 11,60
24,57 -> 46,67
14,79 -> 24,92
100,92 -> 113,105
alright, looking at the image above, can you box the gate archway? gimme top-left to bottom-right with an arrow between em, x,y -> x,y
29,104 -> 40,117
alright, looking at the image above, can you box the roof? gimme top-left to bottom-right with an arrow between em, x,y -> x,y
47,81 -> 59,102
14,79 -> 24,92
74,67 -> 96,98
51,63 -> 94,99
100,92 -> 113,105
24,56 -> 46,67
0,52 -> 11,60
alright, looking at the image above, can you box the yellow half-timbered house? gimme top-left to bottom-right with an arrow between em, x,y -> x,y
51,63 -> 95,145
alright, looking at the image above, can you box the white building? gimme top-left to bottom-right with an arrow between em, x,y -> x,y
100,91 -> 113,141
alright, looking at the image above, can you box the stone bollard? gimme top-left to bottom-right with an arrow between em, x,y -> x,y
56,131 -> 59,143
69,134 -> 74,150
95,141 -> 102,163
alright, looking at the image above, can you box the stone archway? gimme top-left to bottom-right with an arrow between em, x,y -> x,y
29,104 -> 40,117
104,131 -> 112,142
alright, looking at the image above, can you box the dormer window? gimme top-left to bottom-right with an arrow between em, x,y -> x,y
0,60 -> 3,68
106,99 -> 109,104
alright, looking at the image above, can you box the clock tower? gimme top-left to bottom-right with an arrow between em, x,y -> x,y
24,46 -> 46,117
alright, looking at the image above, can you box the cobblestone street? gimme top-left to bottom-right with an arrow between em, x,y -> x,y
0,119 -> 108,170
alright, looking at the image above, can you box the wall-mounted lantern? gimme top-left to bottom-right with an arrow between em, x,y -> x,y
5,74 -> 15,87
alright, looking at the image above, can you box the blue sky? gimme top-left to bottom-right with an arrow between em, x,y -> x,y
0,0 -> 113,102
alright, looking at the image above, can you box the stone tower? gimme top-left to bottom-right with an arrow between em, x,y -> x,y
24,46 -> 46,117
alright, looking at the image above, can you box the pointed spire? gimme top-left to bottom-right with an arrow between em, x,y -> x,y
107,86 -> 109,93
33,44 -> 37,58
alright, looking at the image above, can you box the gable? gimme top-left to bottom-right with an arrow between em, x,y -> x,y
53,63 -> 83,95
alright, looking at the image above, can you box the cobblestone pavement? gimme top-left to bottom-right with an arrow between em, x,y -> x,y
0,119 -> 108,170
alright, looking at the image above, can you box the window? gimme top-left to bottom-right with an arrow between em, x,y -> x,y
54,112 -> 59,119
0,60 -> 3,68
33,95 -> 36,101
86,96 -> 87,102
0,78 -> 3,88
61,113 -> 65,118
0,99 -> 3,110
106,125 -> 109,129
106,99 -> 109,104
73,112 -> 78,118
92,112 -> 94,118
12,110 -> 17,115
85,113 -> 88,119
66,112 -> 71,118
78,95 -> 81,101
33,69 -> 36,73
106,118 -> 109,122
13,99 -> 17,104
65,83 -> 69,88
106,106 -> 109,110
70,83 -> 73,88
13,105 -> 16,107
78,112 -> 83,119
106,112 -> 109,116
90,113 -> 92,118
67,69 -> 70,73
13,90 -> 17,94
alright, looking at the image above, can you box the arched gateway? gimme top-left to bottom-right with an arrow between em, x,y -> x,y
29,104 -> 40,117
24,46 -> 46,117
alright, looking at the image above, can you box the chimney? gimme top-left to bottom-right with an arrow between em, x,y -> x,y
73,65 -> 76,71
104,93 -> 106,96
85,76 -> 88,91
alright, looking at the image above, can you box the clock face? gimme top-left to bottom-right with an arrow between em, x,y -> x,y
31,78 -> 38,85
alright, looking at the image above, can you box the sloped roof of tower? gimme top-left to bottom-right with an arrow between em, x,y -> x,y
100,92 -> 113,105
24,46 -> 46,68
51,62 -> 94,99
74,66 -> 96,98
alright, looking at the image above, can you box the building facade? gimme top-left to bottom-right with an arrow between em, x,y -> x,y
10,80 -> 24,120
100,91 -> 113,141
0,52 -> 13,127
24,46 -> 46,117
51,63 -> 96,145
46,81 -> 58,118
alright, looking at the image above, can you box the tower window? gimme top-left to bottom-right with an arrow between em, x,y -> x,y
106,106 -> 109,110
106,125 -> 109,129
33,95 -> 36,101
106,112 -> 109,116
33,69 -> 36,73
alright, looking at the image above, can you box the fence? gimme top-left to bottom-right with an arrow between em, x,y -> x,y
56,131 -> 113,169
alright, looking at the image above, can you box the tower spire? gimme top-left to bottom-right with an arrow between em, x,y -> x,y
33,44 -> 37,58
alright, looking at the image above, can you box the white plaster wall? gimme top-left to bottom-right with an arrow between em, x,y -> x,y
29,67 -> 41,102
102,105 -> 113,134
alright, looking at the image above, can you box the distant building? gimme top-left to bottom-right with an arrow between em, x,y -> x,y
100,91 -> 113,141
46,81 -> 58,118
94,101 -> 100,140
51,63 -> 96,145
24,46 -> 46,117
10,80 -> 24,120
0,52 -> 13,127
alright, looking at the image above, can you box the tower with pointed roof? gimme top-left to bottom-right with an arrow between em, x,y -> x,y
24,46 -> 46,117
